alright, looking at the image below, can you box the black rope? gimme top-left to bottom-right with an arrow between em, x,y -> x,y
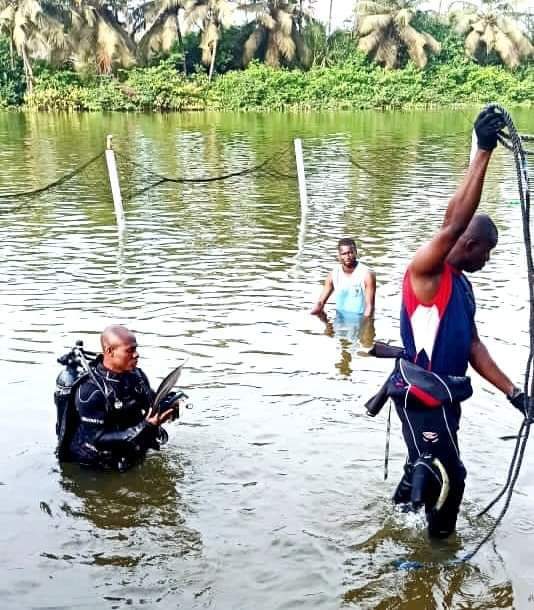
259,167 -> 298,180
348,154 -> 383,178
460,104 -> 533,563
123,178 -> 167,202
0,151 -> 105,203
498,132 -> 534,156
116,146 -> 294,202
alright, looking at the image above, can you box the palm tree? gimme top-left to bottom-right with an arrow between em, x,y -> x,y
355,0 -> 441,69
240,0 -> 311,68
185,0 -> 233,80
0,0 -> 68,91
69,1 -> 136,74
449,3 -> 533,69
131,0 -> 188,72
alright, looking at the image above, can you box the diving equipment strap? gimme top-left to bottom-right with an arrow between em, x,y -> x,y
384,401 -> 391,481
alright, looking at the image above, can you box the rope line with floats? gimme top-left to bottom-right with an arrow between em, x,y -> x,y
0,144 -> 297,215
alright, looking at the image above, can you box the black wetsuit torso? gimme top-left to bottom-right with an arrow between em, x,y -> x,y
68,361 -> 161,471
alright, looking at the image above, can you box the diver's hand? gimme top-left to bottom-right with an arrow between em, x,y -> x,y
146,408 -> 174,426
507,387 -> 534,421
159,392 -> 183,410
474,106 -> 505,151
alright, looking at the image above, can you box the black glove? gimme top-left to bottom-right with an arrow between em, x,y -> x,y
474,106 -> 505,151
508,387 -> 533,421
159,391 -> 187,420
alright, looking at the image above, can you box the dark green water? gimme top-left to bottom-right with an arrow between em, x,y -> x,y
0,109 -> 533,609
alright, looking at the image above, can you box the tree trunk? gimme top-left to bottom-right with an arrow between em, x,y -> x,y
176,13 -> 187,75
21,45 -> 33,95
208,35 -> 218,82
328,0 -> 334,37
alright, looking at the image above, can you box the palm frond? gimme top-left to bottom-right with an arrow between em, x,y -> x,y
264,32 -> 280,67
465,29 -> 481,58
480,23 -> 495,53
185,3 -> 207,28
422,32 -> 441,55
357,30 -> 381,55
498,16 -> 533,59
394,8 -> 412,29
277,9 -> 293,37
358,14 -> 391,36
494,29 -> 520,69
375,39 -> 399,69
273,27 -> 295,60
138,12 -> 178,60
449,11 -> 477,34
243,26 -> 264,65
472,18 -> 486,34
398,23 -> 428,68
258,13 -> 275,30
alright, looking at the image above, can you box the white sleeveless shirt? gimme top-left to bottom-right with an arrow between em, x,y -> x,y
332,262 -> 369,314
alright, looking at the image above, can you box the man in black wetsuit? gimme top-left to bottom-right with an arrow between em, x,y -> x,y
68,325 -> 175,471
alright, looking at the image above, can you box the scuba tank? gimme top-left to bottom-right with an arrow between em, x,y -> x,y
54,341 -> 96,460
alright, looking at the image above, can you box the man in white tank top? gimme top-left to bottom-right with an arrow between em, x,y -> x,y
311,238 -> 376,317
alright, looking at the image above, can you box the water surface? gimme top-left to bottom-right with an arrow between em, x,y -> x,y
1,109 -> 533,609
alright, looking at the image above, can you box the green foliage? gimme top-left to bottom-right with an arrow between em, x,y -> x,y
0,36 -> 26,107
208,54 -> 533,110
183,25 -> 254,75
3,15 -> 532,112
124,61 -> 208,110
27,60 -> 209,111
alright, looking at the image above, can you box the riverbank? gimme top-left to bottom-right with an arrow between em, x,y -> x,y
17,57 -> 532,113
2,31 -> 533,113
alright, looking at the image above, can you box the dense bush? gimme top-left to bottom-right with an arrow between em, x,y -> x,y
28,61 -> 209,111
0,37 -> 26,107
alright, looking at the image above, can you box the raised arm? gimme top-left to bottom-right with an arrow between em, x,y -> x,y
409,108 -> 505,301
311,272 -> 334,315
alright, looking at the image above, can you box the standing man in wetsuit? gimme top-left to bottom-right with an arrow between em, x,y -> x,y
311,238 -> 376,318
67,325 -> 176,471
394,106 -> 528,538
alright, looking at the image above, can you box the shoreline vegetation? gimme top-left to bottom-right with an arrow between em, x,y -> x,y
1,10 -> 532,113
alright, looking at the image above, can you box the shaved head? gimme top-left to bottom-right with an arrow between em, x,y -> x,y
463,213 -> 498,247
101,325 -> 139,372
449,213 -> 498,273
101,325 -> 135,351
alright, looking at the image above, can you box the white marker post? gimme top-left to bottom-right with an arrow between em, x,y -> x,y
105,135 -> 125,231
294,138 -> 308,214
294,138 -> 308,259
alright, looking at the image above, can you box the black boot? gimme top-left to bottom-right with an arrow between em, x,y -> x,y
393,462 -> 413,506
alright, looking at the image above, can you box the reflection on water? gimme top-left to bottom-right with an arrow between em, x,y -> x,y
318,312 -> 376,377
1,109 -> 534,609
